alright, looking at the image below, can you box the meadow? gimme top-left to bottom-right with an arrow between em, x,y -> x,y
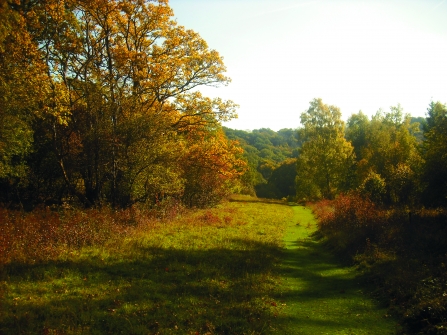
274,206 -> 397,334
0,197 -> 290,334
0,196 -> 401,334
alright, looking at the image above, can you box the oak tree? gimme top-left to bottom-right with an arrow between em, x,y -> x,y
1,0 -> 240,208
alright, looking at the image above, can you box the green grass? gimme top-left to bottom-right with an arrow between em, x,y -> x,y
0,200 -> 400,334
273,206 -> 400,334
0,201 -> 291,334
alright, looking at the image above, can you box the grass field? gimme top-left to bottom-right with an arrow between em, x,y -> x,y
0,198 -> 290,334
0,198 -> 399,334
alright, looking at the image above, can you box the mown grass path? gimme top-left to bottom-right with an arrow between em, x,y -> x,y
274,205 -> 399,334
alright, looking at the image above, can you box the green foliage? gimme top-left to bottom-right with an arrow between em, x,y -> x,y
359,170 -> 387,204
304,101 -> 447,334
422,101 -> 447,207
0,115 -> 33,178
223,127 -> 301,198
411,116 -> 426,142
0,1 -> 44,180
347,105 -> 423,206
296,98 -> 355,201
345,111 -> 369,161
257,159 -> 297,199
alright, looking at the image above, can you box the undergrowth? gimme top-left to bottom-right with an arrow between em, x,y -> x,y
0,198 -> 292,334
309,193 -> 447,335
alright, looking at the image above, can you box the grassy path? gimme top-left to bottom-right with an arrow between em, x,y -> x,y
274,206 -> 399,334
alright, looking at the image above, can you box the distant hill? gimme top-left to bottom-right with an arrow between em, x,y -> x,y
223,127 -> 301,199
225,116 -> 428,200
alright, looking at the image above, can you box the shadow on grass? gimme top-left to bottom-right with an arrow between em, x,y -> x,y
273,227 -> 398,334
0,238 -> 283,335
0,204 -> 399,335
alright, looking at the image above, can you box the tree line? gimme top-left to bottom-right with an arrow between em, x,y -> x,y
225,98 -> 446,209
296,98 -> 446,208
300,99 -> 447,334
1,0 -> 445,211
0,0 -> 246,209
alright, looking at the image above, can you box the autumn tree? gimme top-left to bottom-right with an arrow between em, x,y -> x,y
0,0 -> 239,208
296,98 -> 355,201
0,0 -> 56,204
180,127 -> 246,207
26,0 -> 236,205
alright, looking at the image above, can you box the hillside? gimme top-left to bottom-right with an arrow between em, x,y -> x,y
223,127 -> 301,199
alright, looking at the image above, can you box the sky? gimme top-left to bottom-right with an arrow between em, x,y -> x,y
169,0 -> 447,131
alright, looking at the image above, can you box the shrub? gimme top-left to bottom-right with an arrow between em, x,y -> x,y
312,193 -> 383,257
359,170 -> 386,204
312,194 -> 447,334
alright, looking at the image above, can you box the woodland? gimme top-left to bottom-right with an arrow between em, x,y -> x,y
1,0 -> 447,334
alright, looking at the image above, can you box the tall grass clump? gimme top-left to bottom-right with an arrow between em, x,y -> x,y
310,193 -> 447,334
0,206 -> 153,267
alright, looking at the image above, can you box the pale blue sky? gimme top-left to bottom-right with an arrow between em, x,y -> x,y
169,0 -> 447,130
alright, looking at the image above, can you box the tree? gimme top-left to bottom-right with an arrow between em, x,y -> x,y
180,128 -> 246,207
421,101 -> 447,206
3,0 -> 238,208
264,158 -> 297,199
0,0 -> 55,205
347,105 -> 423,205
223,127 -> 301,196
296,98 -> 355,201
345,111 -> 369,161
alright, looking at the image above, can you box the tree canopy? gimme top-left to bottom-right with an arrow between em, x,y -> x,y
291,98 -> 438,207
0,0 -> 244,208
223,127 -> 300,197
0,0 -> 445,210
296,98 -> 355,200
421,101 -> 447,206
347,105 -> 423,205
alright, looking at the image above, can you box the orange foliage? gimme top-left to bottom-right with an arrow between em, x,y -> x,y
1,0 -> 241,208
181,129 -> 247,207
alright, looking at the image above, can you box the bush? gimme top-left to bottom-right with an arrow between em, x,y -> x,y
312,193 -> 383,257
311,194 -> 447,334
